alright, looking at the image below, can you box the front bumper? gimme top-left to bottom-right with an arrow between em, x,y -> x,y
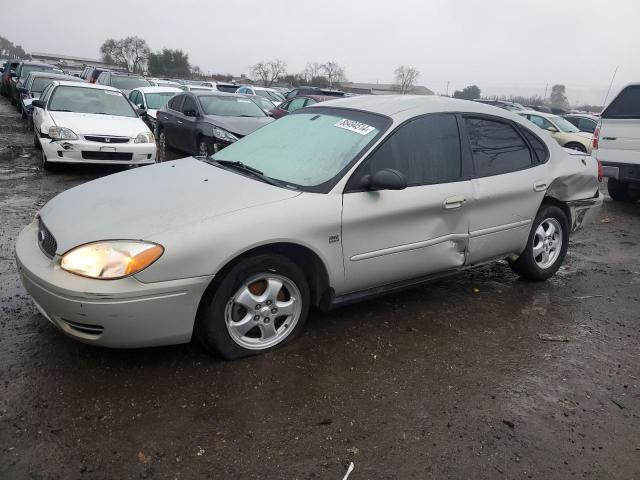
567,192 -> 603,233
15,220 -> 213,348
41,137 -> 156,165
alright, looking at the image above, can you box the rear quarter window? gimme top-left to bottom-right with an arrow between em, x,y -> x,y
602,86 -> 640,119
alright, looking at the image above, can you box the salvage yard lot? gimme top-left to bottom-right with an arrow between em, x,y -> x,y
1,96 -> 639,478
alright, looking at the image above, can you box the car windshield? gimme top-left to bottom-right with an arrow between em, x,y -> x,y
211,111 -> 384,190
551,115 -> 580,133
20,65 -> 57,79
145,92 -> 178,109
48,86 -> 137,117
256,90 -> 283,102
199,95 -> 266,117
111,76 -> 151,89
253,97 -> 275,111
31,77 -> 60,93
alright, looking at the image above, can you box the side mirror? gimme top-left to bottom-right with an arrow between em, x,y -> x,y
267,111 -> 275,117
361,168 -> 407,191
136,108 -> 147,117
10,71 -> 17,77
31,99 -> 45,109
184,109 -> 198,117
546,126 -> 558,133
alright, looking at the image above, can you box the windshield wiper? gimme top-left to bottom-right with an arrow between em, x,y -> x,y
206,159 -> 286,188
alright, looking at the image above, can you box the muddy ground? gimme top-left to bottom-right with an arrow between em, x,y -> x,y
0,96 -> 639,480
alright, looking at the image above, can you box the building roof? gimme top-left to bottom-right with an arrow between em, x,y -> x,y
343,82 -> 433,96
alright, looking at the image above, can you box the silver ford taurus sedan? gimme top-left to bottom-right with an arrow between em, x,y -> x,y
16,96 -> 602,359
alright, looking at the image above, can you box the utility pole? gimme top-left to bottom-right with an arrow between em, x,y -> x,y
543,83 -> 548,101
446,81 -> 450,97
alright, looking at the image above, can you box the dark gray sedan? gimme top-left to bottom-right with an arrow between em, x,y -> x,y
156,91 -> 274,156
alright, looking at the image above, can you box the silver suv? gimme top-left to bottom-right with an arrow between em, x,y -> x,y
16,96 -> 602,359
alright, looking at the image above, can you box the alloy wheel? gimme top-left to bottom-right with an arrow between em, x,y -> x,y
532,218 -> 563,269
224,273 -> 302,350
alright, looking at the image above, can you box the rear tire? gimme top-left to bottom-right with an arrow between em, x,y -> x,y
607,178 -> 634,202
196,254 -> 310,360
509,204 -> 569,281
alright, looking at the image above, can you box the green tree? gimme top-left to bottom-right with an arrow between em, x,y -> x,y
148,48 -> 191,78
452,85 -> 481,100
0,35 -> 29,58
549,84 -> 569,110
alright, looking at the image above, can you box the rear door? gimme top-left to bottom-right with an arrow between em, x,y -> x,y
597,85 -> 640,167
462,115 -> 548,264
341,113 -> 475,293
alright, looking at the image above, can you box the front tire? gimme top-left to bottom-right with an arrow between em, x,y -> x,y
41,149 -> 56,171
509,204 -> 569,281
196,254 -> 310,360
197,137 -> 212,157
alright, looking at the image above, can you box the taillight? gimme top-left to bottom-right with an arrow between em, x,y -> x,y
592,126 -> 600,150
597,159 -> 603,181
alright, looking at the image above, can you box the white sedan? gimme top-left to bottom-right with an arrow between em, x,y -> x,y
128,86 -> 182,132
31,81 -> 156,169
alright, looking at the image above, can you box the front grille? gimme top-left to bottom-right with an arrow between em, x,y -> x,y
62,319 -> 104,336
84,135 -> 130,143
37,219 -> 57,258
81,151 -> 133,161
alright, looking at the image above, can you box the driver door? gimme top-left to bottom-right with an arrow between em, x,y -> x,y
341,113 -> 475,293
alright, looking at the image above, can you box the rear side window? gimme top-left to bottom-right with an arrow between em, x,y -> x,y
362,113 -> 462,186
520,128 -> 549,164
168,94 -> 185,111
602,86 -> 640,119
464,117 -> 532,177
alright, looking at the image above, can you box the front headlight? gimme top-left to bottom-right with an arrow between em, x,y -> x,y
49,126 -> 78,140
134,131 -> 155,143
213,126 -> 238,143
60,241 -> 164,280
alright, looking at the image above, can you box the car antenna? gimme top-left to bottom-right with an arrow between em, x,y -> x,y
601,65 -> 619,110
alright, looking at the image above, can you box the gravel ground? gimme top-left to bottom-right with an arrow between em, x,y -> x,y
1,96 -> 639,479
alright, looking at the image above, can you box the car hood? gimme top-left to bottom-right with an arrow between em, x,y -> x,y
49,112 -> 148,136
203,115 -> 274,137
39,157 -> 300,254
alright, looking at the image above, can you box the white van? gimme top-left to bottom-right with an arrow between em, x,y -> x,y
594,84 -> 640,202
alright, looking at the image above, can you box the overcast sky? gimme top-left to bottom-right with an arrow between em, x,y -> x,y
4,0 -> 639,104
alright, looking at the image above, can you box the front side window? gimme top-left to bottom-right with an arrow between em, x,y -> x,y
211,109 -> 388,191
602,85 -> 640,119
110,76 -> 152,90
182,95 -> 198,114
527,114 -> 554,130
48,86 -> 137,117
549,115 -> 579,133
464,117 -> 532,177
198,95 -> 266,117
31,77 -> 57,94
577,118 -> 596,133
357,113 -> 462,187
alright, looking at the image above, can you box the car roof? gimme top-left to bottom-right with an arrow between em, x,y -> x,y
190,90 -> 243,98
563,113 -> 599,119
134,86 -> 182,93
310,95 -> 526,121
19,61 -> 56,67
51,80 -> 122,92
517,109 -> 557,117
26,72 -> 82,83
293,95 -> 334,102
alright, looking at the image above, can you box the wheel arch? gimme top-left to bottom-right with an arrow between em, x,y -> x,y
541,194 -> 572,225
196,242 -> 332,318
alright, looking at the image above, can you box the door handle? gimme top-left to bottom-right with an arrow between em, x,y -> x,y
443,196 -> 467,209
177,120 -> 183,124
533,181 -> 548,192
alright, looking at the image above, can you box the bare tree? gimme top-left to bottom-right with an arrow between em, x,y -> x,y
100,36 -> 150,73
321,61 -> 346,87
394,65 -> 420,94
302,62 -> 322,83
250,59 -> 287,86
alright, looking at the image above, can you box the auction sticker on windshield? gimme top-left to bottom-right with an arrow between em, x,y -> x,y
104,91 -> 121,96
334,119 -> 375,135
